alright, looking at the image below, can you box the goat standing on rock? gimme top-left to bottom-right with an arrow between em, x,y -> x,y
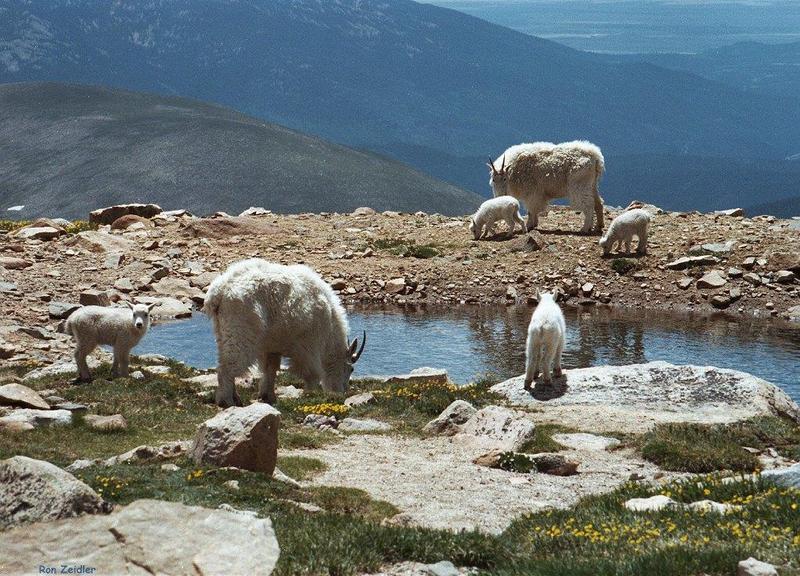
489,140 -> 605,234
65,301 -> 155,381
204,259 -> 366,408
525,291 -> 566,388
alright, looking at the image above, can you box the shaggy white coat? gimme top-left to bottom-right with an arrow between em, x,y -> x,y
489,140 -> 605,233
524,292 -> 566,387
469,196 -> 526,240
65,302 -> 153,380
599,208 -> 651,256
204,258 -> 359,407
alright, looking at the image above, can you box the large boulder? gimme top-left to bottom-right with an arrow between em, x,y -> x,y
0,456 -> 106,528
89,203 -> 162,225
67,231 -> 136,253
0,383 -> 50,410
0,409 -> 72,430
0,499 -> 279,575
491,362 -> 800,432
191,403 -> 280,475
458,405 -> 535,451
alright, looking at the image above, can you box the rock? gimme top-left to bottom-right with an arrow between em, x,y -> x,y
551,432 -> 620,451
766,251 -> 800,273
687,500 -> 739,514
528,453 -> 579,476
89,203 -> 162,225
788,305 -> 800,322
151,277 -> 206,300
79,289 -> 110,307
113,277 -> 135,292
697,270 -> 727,289
386,277 -> 407,294
0,409 -> 72,430
103,441 -> 191,466
338,418 -> 392,433
17,326 -> 53,340
183,373 -> 219,389
13,226 -> 62,241
67,230 -> 136,253
743,272 -> 762,286
775,270 -> 796,284
0,256 -> 32,270
714,208 -> 744,217
162,463 -> 180,472
742,256 -> 757,270
47,301 -> 81,319
303,414 -> 339,429
0,281 -> 17,293
0,383 -> 50,410
0,339 -> 18,359
423,561 -> 461,576
624,495 -> 677,512
110,214 -> 153,230
472,449 -> 503,468
344,392 -> 375,407
761,462 -> 800,488
330,278 -> 348,290
523,230 -> 548,251
0,456 -> 106,528
273,468 -> 302,488
710,294 -> 733,309
386,367 -> 449,385
737,558 -> 779,576
581,283 -> 594,296
66,459 -> 98,472
352,206 -> 376,216
423,400 -> 477,436
275,385 -> 302,399
728,267 -> 743,278
0,499 -> 280,575
192,403 -> 280,475
189,271 -> 219,289
665,255 -> 718,270
491,361 -> 800,428
459,406 -> 535,451
181,216 -> 279,240
239,206 -> 271,217
84,414 -> 128,431
696,241 -> 735,255
224,479 -> 239,490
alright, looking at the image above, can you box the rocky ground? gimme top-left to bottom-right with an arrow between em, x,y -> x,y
1,203 -> 799,366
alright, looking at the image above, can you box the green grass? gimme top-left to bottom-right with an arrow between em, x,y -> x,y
373,237 -> 440,259
517,424 -> 573,454
640,418 -> 800,473
0,219 -> 30,232
277,455 -> 328,481
63,220 -> 98,234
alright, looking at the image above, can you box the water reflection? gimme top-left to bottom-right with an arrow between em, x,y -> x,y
136,305 -> 800,402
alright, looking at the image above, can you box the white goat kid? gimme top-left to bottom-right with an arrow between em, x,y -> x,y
469,196 -> 526,240
204,259 -> 366,408
489,140 -> 605,234
599,208 -> 651,256
65,302 -> 155,381
524,291 -> 566,388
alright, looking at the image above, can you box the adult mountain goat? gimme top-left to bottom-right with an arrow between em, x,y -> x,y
204,259 -> 366,408
489,140 -> 605,234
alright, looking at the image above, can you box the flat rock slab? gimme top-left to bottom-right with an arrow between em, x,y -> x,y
490,361 -> 800,434
0,408 -> 72,430
762,463 -> 800,489
384,367 -> 449,385
0,499 -> 279,575
0,383 -> 50,409
338,418 -> 392,433
67,231 -> 136,253
552,433 -> 621,451
0,456 -> 106,528
457,405 -> 535,451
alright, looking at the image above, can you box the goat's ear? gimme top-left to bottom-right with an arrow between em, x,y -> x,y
123,300 -> 134,310
146,302 -> 157,312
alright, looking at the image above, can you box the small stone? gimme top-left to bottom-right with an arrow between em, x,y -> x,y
737,557 -> 778,576
0,281 -> 17,293
385,277 -> 406,294
551,432 -> 620,451
330,278 -> 347,290
710,294 -> 733,309
472,449 -> 503,468
459,406 -> 535,451
0,383 -> 50,410
337,418 -> 392,433
743,272 -> 761,286
761,462 -> 800,488
742,257 -> 757,270
714,208 -> 744,217
624,495 -> 678,512
79,289 -> 110,307
130,371 -> 145,380
344,392 -> 375,407
84,414 -> 127,431
581,283 -> 594,296
775,270 -> 796,284
161,463 -> 180,472
677,277 -> 693,290
727,267 -> 743,278
13,226 -> 62,241
352,206 -> 376,216
113,278 -> 134,292
688,500 -> 739,514
104,252 -> 125,269
303,414 -> 339,429
423,400 -> 477,436
48,301 -> 81,320
666,255 -> 719,270
224,480 -> 240,490
528,453 -> 579,476
696,270 -> 727,289
0,409 -> 72,430
0,256 -> 33,270
386,367 -> 448,385
53,402 -> 88,413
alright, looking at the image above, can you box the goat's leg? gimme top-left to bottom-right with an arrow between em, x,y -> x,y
118,348 -> 131,377
554,338 -> 564,378
75,343 -> 93,382
637,230 -> 648,254
593,193 -> 604,233
258,353 -> 281,405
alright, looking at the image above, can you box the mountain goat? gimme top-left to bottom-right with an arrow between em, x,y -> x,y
469,196 -> 526,240
204,259 -> 366,408
524,290 -> 566,388
65,302 -> 155,381
599,208 -> 651,256
489,140 -> 605,234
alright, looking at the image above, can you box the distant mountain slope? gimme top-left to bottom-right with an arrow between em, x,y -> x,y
0,83 -> 482,219
745,196 -> 800,219
1,0 -> 799,211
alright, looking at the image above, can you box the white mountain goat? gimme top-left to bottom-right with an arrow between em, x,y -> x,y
599,208 -> 651,256
524,290 -> 566,388
203,259 -> 366,407
469,196 -> 526,240
488,140 -> 605,234
65,302 -> 155,381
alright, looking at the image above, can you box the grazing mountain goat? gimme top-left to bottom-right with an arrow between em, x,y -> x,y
65,302 -> 155,381
488,140 -> 605,234
469,196 -> 526,240
204,259 -> 366,407
524,291 -> 566,388
599,208 -> 651,256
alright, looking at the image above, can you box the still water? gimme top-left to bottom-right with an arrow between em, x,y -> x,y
136,305 -> 800,402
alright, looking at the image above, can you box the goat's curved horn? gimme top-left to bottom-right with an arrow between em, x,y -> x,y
500,154 -> 506,171
351,330 -> 367,363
